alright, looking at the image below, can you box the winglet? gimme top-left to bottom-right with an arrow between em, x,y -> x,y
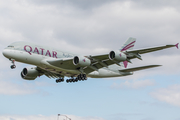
175,43 -> 179,49
120,37 -> 136,51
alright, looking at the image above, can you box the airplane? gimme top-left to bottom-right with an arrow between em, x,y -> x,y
2,37 -> 179,83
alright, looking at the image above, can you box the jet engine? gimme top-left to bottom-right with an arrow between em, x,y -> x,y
21,67 -> 39,80
73,56 -> 91,67
109,50 -> 127,62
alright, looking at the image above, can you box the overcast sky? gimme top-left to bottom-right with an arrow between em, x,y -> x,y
0,0 -> 180,120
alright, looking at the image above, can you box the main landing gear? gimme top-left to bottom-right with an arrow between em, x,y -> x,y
66,74 -> 87,83
55,74 -> 87,83
10,59 -> 16,69
56,78 -> 64,83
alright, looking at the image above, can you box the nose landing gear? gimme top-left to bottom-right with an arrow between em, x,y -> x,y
10,59 -> 16,69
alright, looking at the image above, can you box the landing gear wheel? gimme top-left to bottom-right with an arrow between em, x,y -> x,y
83,74 -> 87,80
56,80 -> 59,83
66,79 -> 69,83
11,65 -> 16,69
56,78 -> 64,83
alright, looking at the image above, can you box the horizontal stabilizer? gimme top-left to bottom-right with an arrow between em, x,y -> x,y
119,65 -> 161,72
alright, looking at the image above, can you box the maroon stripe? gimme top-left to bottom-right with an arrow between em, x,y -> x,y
121,45 -> 134,51
121,41 -> 135,51
125,41 -> 135,48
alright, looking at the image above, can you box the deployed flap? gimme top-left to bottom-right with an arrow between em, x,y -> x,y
119,65 -> 161,72
36,67 -> 63,79
127,44 -> 178,54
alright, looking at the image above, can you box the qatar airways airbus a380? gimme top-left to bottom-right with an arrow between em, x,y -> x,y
2,38 -> 178,83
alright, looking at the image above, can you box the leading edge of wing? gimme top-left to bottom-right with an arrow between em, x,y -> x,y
119,65 -> 161,72
127,43 -> 179,54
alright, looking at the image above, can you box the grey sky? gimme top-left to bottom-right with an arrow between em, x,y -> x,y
1,0 -> 180,53
29,0 -> 180,9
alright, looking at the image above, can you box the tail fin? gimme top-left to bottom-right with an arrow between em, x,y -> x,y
120,37 -> 136,52
120,37 -> 136,68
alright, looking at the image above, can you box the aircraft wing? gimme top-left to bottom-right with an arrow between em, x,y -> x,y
126,43 -> 179,55
38,55 -> 116,77
119,65 -> 161,72
46,54 -> 116,74
84,43 -> 178,73
46,56 -> 114,73
83,54 -> 116,73
41,43 -> 178,74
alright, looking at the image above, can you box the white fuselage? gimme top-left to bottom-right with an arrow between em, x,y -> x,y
2,41 -> 132,78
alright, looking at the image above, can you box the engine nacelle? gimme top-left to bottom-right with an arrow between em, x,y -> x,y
109,51 -> 127,62
73,56 -> 91,67
21,67 -> 39,80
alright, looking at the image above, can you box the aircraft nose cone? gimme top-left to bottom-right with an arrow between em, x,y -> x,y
2,49 -> 6,56
2,49 -> 10,58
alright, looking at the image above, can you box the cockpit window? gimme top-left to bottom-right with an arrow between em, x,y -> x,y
8,45 -> 14,48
